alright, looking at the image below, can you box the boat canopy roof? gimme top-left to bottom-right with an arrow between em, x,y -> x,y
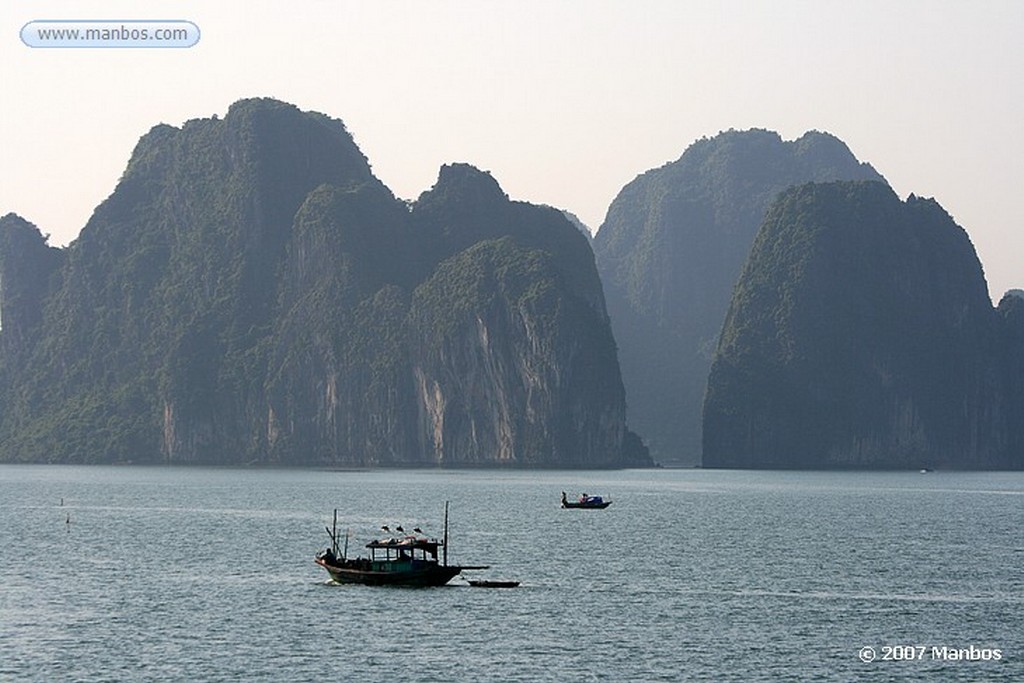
366,536 -> 441,553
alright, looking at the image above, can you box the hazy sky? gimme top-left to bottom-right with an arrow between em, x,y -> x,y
2,1 -> 1021,300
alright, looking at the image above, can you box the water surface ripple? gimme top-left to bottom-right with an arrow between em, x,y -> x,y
1,466 -> 1021,681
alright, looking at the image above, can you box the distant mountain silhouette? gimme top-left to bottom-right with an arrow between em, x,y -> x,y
593,129 -> 885,464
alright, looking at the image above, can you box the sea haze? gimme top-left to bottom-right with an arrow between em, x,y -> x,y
2,466 -> 1021,681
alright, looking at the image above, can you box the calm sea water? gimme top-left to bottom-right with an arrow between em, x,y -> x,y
1,466 -> 1021,682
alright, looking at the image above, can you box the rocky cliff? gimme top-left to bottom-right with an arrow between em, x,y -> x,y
592,129 -> 885,464
0,214 -> 64,358
703,181 -> 1020,469
0,99 -> 650,467
405,166 -> 625,465
996,291 -> 1024,462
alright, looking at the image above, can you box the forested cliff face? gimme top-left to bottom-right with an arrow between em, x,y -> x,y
703,181 -> 1022,469
592,129 -> 885,464
0,98 -> 650,467
0,214 -> 64,358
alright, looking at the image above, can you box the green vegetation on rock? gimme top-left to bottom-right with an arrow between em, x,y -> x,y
703,181 -> 1020,469
593,129 -> 885,464
0,100 -> 649,468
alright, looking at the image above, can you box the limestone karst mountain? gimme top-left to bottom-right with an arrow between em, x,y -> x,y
593,129 -> 885,464
0,99 -> 650,467
703,181 -> 1021,469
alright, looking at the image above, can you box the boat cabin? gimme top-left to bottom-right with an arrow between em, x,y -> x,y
363,536 -> 443,570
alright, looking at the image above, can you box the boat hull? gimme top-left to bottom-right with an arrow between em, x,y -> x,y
561,501 -> 612,509
316,558 -> 463,587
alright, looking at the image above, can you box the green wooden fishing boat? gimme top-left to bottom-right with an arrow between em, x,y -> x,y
315,502 -> 487,587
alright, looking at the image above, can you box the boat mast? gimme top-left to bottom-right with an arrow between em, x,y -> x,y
443,500 -> 449,567
332,509 -> 339,557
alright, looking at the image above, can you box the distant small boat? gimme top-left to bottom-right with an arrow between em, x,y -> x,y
561,491 -> 612,509
468,579 -> 520,588
315,502 -> 487,587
